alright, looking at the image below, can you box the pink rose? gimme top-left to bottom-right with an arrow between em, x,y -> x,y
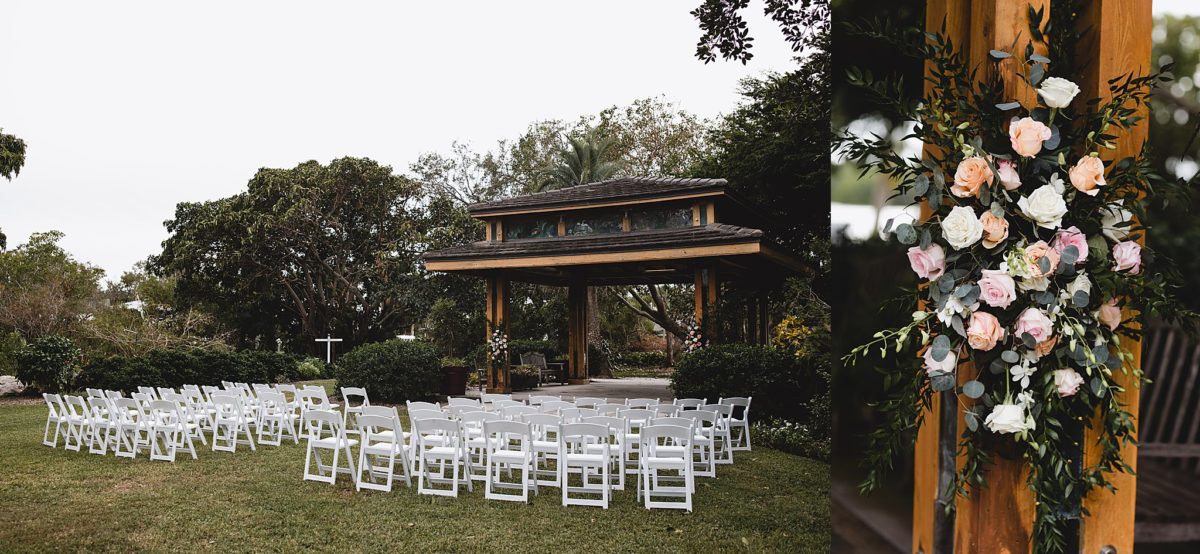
1097,298 -> 1122,331
979,211 -> 1009,249
1068,156 -> 1105,197
1009,117 -> 1053,157
1024,240 -> 1061,278
977,269 -> 1017,309
907,244 -> 946,281
1053,368 -> 1085,397
1014,308 -> 1053,344
996,159 -> 1022,191
966,311 -> 1004,351
1050,226 -> 1089,264
922,345 -> 957,375
1112,241 -> 1141,274
952,157 -> 994,198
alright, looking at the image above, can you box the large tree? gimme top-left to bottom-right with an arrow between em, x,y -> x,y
0,128 -> 27,182
151,157 -> 429,351
692,0 -> 828,63
0,231 -> 104,340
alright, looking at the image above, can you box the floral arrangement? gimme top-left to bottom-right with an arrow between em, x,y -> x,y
838,11 -> 1191,554
682,321 -> 706,354
486,328 -> 508,365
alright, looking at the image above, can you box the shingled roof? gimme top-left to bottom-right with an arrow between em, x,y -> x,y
424,223 -> 761,262
466,177 -> 727,215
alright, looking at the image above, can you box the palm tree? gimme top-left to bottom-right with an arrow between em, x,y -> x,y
539,132 -> 622,191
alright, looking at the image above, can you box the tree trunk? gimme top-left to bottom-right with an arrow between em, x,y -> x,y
587,286 -> 611,377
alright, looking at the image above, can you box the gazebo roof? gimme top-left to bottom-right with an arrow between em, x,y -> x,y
466,177 -> 729,216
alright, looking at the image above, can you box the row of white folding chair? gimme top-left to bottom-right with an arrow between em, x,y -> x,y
46,393 -> 203,462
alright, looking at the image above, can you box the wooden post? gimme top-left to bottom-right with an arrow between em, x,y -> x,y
567,282 -> 590,384
485,275 -> 510,394
1076,2 -> 1151,553
694,267 -> 719,341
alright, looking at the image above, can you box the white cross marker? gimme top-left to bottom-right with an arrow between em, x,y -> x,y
315,334 -> 343,364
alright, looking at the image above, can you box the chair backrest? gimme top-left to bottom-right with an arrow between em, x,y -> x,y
340,387 -> 370,409
652,404 -> 680,417
682,409 -> 718,433
619,408 -> 654,427
413,417 -> 461,446
501,405 -> 538,420
86,388 -> 105,399
582,416 -> 625,440
596,403 -> 626,416
131,392 -> 152,406
149,399 -> 181,426
408,409 -> 448,431
257,391 -> 286,414
274,383 -> 297,400
86,396 -> 110,419
702,403 -> 734,423
111,397 -> 141,424
211,393 -> 244,421
719,396 -> 752,416
674,398 -> 706,410
1139,324 -> 1200,470
358,413 -> 400,444
43,394 -> 64,418
641,424 -> 692,457
156,387 -> 177,398
137,387 -> 159,400
527,395 -> 556,407
461,410 -> 502,432
201,385 -> 222,401
541,400 -> 574,414
560,422 -> 608,451
448,397 -> 481,408
104,390 -> 125,400
484,419 -> 531,450
221,381 -> 235,389
481,393 -> 512,404
626,398 -> 657,409
492,399 -> 524,410
407,401 -> 442,412
650,416 -> 694,431
523,413 -> 562,441
304,409 -> 344,440
574,397 -> 605,409
252,383 -> 274,397
360,405 -> 397,418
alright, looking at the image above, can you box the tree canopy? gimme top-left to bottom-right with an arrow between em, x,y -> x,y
0,231 -> 104,339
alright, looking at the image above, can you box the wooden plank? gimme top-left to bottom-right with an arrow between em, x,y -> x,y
566,283 -> 589,385
424,243 -> 763,271
485,276 -> 511,394
1076,2 -> 1152,552
469,190 -> 724,218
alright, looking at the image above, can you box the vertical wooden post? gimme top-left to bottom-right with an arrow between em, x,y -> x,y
567,282 -> 590,384
1076,2 -> 1151,553
694,267 -> 719,341
485,275 -> 510,394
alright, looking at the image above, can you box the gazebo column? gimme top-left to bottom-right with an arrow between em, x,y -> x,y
485,275 -> 510,394
694,266 -> 719,341
567,282 -> 590,384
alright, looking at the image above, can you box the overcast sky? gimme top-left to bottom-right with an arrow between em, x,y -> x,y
0,1 -> 795,280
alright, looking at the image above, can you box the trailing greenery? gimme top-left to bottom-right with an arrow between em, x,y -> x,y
333,340 -> 441,403
15,335 -> 80,393
75,349 -> 301,392
672,344 -> 823,422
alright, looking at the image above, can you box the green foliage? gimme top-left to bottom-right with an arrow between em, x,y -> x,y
75,349 -> 300,392
541,131 -> 622,191
672,344 -> 823,422
15,335 -> 80,393
510,365 -> 539,391
333,340 -> 441,403
0,331 -> 24,375
295,357 -> 324,380
692,0 -> 827,63
424,298 -> 476,359
505,339 -> 561,363
612,350 -> 667,368
0,231 -> 104,339
0,128 -> 27,181
752,417 -> 831,461
440,356 -> 467,367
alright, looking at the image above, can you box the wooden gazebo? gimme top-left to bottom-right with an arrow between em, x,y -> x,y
423,177 -> 807,393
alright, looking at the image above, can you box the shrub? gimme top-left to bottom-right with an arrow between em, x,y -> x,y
15,335 -> 81,393
752,417 -> 830,460
440,356 -> 467,367
75,349 -> 300,392
295,356 -> 325,380
672,344 -> 824,422
614,350 -> 667,368
510,364 -> 539,391
507,339 -> 561,363
333,339 -> 441,403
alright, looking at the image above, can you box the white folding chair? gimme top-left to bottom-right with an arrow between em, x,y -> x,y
637,424 -> 694,511
574,397 -> 605,409
110,397 -> 148,458
406,401 -> 442,413
86,396 -> 115,455
42,393 -> 67,447
596,403 -> 626,416
355,413 -> 412,492
673,398 -> 706,410
211,393 -> 256,452
413,417 -> 472,497
483,420 -> 538,502
257,390 -> 299,446
626,398 -> 657,409
491,399 -> 524,412
339,387 -> 370,437
720,396 -> 753,451
481,393 -> 512,407
652,403 -> 680,418
559,422 -> 611,509
619,408 -> 654,476
148,399 -> 198,462
302,409 -> 358,485
540,400 -> 574,414
448,397 -> 482,410
583,415 -> 627,491
681,411 -> 719,476
137,386 -> 160,400
701,404 -> 735,464
461,411 -> 502,483
524,413 -> 562,488
61,395 -> 91,452
527,395 -> 556,407
501,405 -> 538,421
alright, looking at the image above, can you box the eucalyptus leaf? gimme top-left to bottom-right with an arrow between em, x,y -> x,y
1072,290 -> 1089,308
931,334 -> 951,362
951,315 -> 967,338
964,410 -> 979,431
989,49 -> 1012,60
1044,125 -> 1061,150
913,175 -> 930,196
920,228 -> 932,250
1059,245 -> 1078,266
1001,350 -> 1020,363
963,380 -> 985,399
895,223 -> 918,244
931,372 -> 956,392
995,101 -> 1022,111
1021,332 -> 1037,348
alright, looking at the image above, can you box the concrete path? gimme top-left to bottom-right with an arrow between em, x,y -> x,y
466,377 -> 673,402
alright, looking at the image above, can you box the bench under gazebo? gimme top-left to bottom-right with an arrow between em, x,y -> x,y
423,177 -> 808,393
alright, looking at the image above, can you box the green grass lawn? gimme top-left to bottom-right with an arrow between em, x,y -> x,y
0,401 -> 829,553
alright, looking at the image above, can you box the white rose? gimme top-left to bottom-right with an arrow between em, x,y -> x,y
941,206 -> 983,250
1017,184 -> 1068,229
984,403 -> 1034,434
1037,77 -> 1081,109
1101,201 -> 1132,242
1065,273 -> 1091,298
1018,275 -> 1050,292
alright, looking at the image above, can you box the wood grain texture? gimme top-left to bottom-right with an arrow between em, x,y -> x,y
485,276 -> 511,393
567,282 -> 589,384
1075,2 -> 1152,553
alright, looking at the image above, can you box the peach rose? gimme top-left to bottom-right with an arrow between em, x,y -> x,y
1014,307 -> 1054,344
1024,240 -> 1060,278
952,157 -> 994,198
996,159 -> 1022,191
1112,241 -> 1142,274
1035,336 -> 1058,357
979,211 -> 1009,249
1051,226 -> 1089,264
966,311 -> 1004,351
1009,117 -> 1053,157
1097,298 -> 1122,331
1068,155 -> 1106,196
907,244 -> 946,281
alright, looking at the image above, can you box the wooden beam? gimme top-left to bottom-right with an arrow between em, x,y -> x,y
1076,2 -> 1152,553
425,242 -> 764,271
567,283 -> 589,384
485,276 -> 510,394
469,191 -> 724,218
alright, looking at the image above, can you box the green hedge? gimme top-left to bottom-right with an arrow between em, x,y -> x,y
76,349 -> 302,392
614,350 -> 667,368
672,344 -> 822,422
16,335 -> 81,393
333,339 -> 441,403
